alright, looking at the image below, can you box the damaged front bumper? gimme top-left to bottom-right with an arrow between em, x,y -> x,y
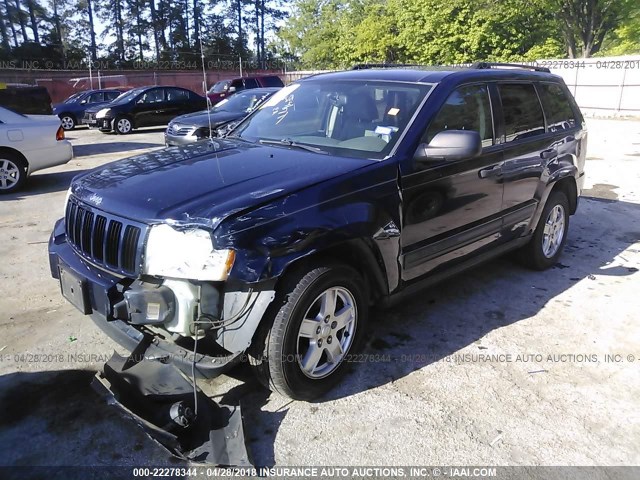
48,218 -> 274,379
93,352 -> 252,466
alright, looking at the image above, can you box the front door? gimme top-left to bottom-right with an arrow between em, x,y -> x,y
400,83 -> 504,282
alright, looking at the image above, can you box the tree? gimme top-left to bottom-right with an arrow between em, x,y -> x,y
550,0 -> 638,57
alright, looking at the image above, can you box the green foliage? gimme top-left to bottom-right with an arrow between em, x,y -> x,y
278,0 -> 639,68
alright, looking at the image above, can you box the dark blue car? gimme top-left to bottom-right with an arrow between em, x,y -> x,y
53,89 -> 124,130
49,64 -> 586,401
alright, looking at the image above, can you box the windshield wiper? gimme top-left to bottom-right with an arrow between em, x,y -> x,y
259,138 -> 327,154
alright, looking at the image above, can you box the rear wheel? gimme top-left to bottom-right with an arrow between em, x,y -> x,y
518,190 -> 570,270
114,116 -> 133,134
60,114 -> 76,130
250,264 -> 367,400
0,153 -> 27,194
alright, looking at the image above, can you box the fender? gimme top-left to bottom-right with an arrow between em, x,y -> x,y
213,159 -> 403,297
530,153 -> 579,230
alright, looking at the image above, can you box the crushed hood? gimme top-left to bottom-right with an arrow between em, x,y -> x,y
70,139 -> 371,229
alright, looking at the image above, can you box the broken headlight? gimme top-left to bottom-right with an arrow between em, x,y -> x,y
143,224 -> 235,281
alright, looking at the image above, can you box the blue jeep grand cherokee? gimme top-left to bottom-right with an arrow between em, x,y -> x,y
49,64 -> 586,400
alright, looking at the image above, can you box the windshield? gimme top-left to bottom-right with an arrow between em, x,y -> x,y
234,80 -> 432,159
209,81 -> 229,94
64,92 -> 85,103
214,90 -> 272,113
111,88 -> 143,104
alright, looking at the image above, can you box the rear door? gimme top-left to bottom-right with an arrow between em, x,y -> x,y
164,88 -> 193,122
496,82 -> 578,240
400,83 -> 505,281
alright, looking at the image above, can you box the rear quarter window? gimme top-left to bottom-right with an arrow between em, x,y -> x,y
538,83 -> 577,132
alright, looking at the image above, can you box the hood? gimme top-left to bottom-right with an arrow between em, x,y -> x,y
171,110 -> 244,129
70,139 -> 371,229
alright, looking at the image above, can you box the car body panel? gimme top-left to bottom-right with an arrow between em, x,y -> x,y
0,108 -> 73,174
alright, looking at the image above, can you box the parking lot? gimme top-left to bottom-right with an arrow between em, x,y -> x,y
0,120 -> 639,469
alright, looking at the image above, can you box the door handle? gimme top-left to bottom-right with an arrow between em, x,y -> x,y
540,148 -> 557,160
479,164 -> 502,179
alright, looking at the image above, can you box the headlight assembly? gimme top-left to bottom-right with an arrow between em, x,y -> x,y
96,108 -> 110,119
143,224 -> 235,281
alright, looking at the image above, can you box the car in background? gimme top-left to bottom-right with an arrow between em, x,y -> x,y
164,87 -> 279,146
206,75 -> 284,105
53,89 -> 124,130
0,85 -> 53,115
0,106 -> 72,193
84,86 -> 207,134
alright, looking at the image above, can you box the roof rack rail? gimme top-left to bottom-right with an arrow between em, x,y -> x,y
351,63 -> 426,70
470,62 -> 550,73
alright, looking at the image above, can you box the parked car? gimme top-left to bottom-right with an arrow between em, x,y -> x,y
0,85 -> 52,115
53,89 -> 124,130
207,75 -> 284,105
165,87 -> 280,146
49,64 -> 586,400
84,86 -> 207,134
0,106 -> 72,193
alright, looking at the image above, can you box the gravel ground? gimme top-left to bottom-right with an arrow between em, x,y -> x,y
0,120 -> 639,471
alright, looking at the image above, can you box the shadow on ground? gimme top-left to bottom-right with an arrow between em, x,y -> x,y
0,197 -> 637,469
0,369 -> 177,477
1,169 -> 88,199
73,142 -> 162,157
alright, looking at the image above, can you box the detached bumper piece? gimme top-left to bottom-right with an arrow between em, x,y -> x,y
92,352 -> 252,467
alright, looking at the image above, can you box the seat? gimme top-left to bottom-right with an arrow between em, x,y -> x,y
333,91 -> 379,140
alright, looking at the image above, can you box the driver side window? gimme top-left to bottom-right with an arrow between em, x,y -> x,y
424,84 -> 494,148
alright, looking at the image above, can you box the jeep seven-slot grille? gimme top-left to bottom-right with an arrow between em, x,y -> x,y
65,197 -> 143,275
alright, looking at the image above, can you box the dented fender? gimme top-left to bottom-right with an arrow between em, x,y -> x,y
214,160 -> 403,294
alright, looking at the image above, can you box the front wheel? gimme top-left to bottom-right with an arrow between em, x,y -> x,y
250,264 -> 368,400
114,116 -> 133,134
60,114 -> 76,130
518,190 -> 570,270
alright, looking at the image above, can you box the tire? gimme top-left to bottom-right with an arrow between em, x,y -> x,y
0,152 -> 27,194
113,115 -> 133,134
60,114 -> 76,130
249,264 -> 368,400
518,190 -> 570,270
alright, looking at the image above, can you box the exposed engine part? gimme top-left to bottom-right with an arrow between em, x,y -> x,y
112,279 -> 176,325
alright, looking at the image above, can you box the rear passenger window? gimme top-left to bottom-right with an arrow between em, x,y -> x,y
539,83 -> 576,132
425,84 -> 494,148
105,91 -> 120,101
498,84 -> 545,142
244,78 -> 259,89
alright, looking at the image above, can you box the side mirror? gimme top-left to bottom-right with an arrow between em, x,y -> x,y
415,130 -> 482,164
228,86 -> 237,93
80,99 -> 87,105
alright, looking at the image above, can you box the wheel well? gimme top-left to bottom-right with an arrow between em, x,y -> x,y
0,147 -> 29,171
115,114 -> 135,128
59,112 -> 76,122
276,241 -> 388,305
552,177 -> 578,214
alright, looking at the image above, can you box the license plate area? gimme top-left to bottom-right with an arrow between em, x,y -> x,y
59,265 -> 91,314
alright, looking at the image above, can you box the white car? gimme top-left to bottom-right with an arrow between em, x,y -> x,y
0,106 -> 73,193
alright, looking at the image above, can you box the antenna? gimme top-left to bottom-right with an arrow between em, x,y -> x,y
199,32 -> 214,141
